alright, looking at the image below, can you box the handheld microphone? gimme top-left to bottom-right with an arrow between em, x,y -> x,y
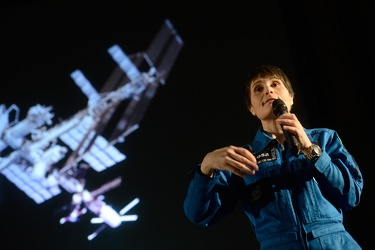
272,99 -> 299,157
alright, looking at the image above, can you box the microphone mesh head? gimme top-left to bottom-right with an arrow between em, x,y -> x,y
272,99 -> 288,117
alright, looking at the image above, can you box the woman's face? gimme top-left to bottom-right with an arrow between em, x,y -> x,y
248,76 -> 293,120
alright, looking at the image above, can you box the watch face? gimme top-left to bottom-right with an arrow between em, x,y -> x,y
306,144 -> 321,160
312,144 -> 322,155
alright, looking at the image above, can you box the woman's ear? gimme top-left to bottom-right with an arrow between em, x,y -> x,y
249,106 -> 256,116
289,94 -> 294,110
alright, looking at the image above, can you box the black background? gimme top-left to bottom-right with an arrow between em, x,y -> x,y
0,1 -> 372,249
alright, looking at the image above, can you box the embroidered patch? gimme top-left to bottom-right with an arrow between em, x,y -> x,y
246,177 -> 274,205
251,185 -> 262,201
255,147 -> 277,164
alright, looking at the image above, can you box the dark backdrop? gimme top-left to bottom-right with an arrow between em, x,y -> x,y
0,1 -> 372,249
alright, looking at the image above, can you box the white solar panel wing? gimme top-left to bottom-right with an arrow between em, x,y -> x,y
2,163 -> 61,204
108,44 -> 142,82
83,135 -> 126,172
59,121 -> 125,172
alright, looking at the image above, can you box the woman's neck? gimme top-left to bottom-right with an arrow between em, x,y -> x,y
262,120 -> 285,145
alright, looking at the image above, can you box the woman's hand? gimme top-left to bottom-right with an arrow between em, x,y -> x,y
276,113 -> 312,153
200,145 -> 258,178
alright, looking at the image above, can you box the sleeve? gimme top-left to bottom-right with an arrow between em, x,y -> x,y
183,166 -> 240,226
312,129 -> 363,211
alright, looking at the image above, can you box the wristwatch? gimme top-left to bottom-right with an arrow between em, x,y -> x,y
304,143 -> 322,160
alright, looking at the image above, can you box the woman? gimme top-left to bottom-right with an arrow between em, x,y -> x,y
183,64 -> 363,249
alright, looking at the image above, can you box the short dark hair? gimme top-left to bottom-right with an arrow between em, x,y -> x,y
244,64 -> 295,109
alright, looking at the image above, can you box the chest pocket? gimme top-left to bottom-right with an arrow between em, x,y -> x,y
243,146 -> 291,209
245,177 -> 274,207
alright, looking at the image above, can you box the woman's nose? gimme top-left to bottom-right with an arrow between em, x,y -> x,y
265,86 -> 273,95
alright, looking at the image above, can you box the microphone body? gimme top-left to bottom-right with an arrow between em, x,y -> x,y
272,99 -> 299,157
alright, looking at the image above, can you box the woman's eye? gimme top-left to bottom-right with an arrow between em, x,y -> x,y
254,87 -> 262,93
271,81 -> 280,87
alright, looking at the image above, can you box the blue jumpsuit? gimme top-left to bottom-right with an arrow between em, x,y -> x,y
183,127 -> 363,249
